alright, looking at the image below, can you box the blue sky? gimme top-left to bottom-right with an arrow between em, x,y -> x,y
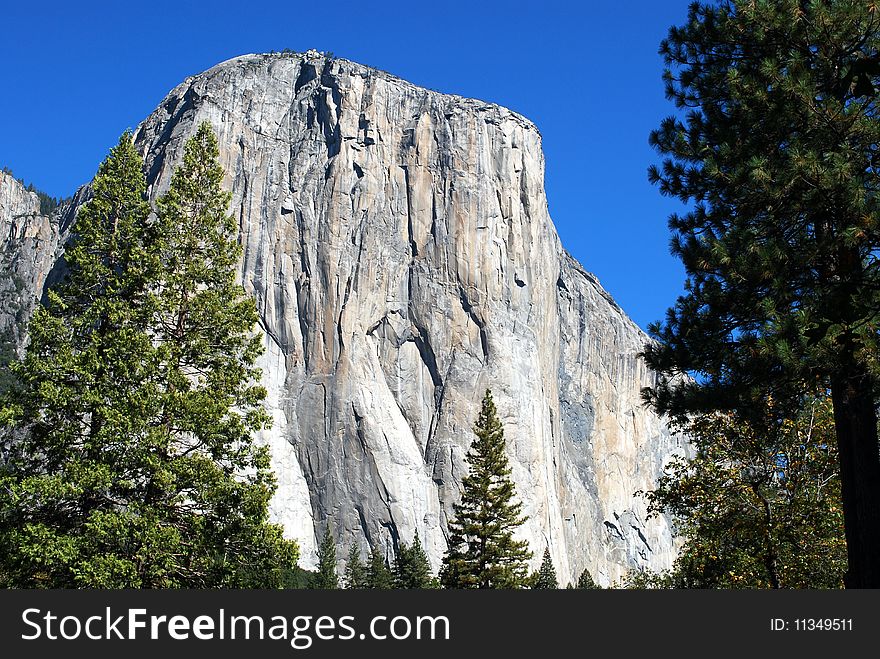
1,0 -> 694,332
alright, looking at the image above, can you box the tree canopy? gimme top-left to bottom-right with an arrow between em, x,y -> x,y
644,396 -> 845,588
576,568 -> 600,590
645,0 -> 880,588
393,534 -> 437,589
366,547 -> 394,589
0,125 -> 297,587
343,544 -> 367,589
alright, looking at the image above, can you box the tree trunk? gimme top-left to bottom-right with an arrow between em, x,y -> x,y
830,363 -> 880,588
753,483 -> 781,589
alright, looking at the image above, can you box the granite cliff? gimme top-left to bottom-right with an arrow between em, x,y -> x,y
0,172 -> 65,360
0,51 -> 685,585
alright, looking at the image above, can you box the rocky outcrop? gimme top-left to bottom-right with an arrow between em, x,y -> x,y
1,51 -> 686,585
0,172 -> 65,357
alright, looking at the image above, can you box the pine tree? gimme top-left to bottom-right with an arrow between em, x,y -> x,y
576,568 -> 600,590
313,525 -> 338,589
532,548 -> 558,589
644,0 -> 880,588
440,389 -> 532,588
0,127 -> 297,587
393,533 -> 436,589
366,546 -> 394,589
343,545 -> 367,589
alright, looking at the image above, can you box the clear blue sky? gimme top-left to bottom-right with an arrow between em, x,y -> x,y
2,0 -> 694,332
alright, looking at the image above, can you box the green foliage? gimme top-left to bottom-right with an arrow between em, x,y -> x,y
35,189 -> 63,216
644,0 -> 880,588
532,548 -> 558,589
282,565 -> 317,589
0,125 -> 298,588
440,389 -> 532,588
312,525 -> 338,589
0,327 -> 17,395
343,545 -> 368,589
641,397 -> 845,589
576,568 -> 600,589
366,547 -> 394,589
393,533 -> 437,589
343,536 -> 437,589
619,569 -> 674,590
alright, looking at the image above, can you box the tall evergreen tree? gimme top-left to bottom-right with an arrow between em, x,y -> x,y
532,548 -> 558,589
0,126 -> 297,587
149,121 -> 296,587
440,389 -> 532,588
644,0 -> 880,587
393,533 -> 436,589
0,132 -> 156,587
366,547 -> 394,589
313,525 -> 338,589
343,545 -> 367,589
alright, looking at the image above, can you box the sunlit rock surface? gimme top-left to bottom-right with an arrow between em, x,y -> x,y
1,52 -> 686,584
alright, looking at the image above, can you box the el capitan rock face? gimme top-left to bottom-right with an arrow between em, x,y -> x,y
0,51 -> 685,584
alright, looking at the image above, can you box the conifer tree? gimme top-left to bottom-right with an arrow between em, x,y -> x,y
150,121 -> 296,587
0,126 -> 297,587
313,525 -> 338,589
366,546 -> 394,589
393,533 -> 436,589
0,132 -> 155,587
440,389 -> 532,588
533,548 -> 558,589
576,568 -> 600,590
343,545 -> 367,589
645,0 -> 880,588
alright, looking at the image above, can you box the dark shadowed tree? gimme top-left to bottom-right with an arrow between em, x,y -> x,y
576,568 -> 600,590
343,545 -> 367,589
393,533 -> 437,589
532,548 -> 558,589
313,525 -> 338,589
645,0 -> 880,587
366,547 -> 393,589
